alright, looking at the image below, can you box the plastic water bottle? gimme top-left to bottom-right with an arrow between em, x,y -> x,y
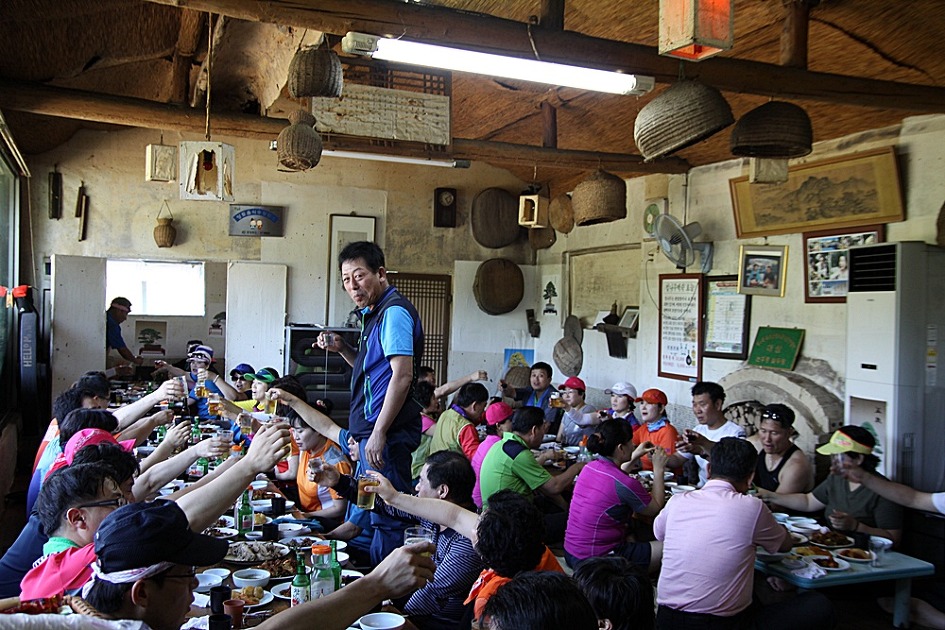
309,545 -> 335,599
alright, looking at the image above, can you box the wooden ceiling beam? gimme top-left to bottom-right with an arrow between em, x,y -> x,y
171,9 -> 205,104
143,0 -> 945,113
0,79 -> 686,174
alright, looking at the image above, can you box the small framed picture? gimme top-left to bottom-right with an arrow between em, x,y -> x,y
803,226 -> 884,303
618,307 -> 640,331
738,245 -> 788,297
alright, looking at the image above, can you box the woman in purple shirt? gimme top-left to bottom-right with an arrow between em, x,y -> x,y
564,420 -> 668,572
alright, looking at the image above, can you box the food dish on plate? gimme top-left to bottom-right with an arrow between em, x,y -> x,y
270,582 -> 292,600
793,546 -> 832,558
836,548 -> 874,563
250,499 -> 296,513
207,527 -> 238,540
781,555 -> 807,569
257,554 -> 296,579
790,532 -> 809,546
809,531 -> 854,548
809,556 -> 851,572
226,541 -> 290,563
755,547 -> 788,564
216,515 -> 235,528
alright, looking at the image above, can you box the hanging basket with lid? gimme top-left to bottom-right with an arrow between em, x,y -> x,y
153,201 -> 176,248
634,80 -> 734,160
287,46 -> 343,98
731,101 -> 812,158
571,170 -> 627,226
277,110 -> 323,172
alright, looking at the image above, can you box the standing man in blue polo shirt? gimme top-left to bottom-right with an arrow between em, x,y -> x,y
317,241 -> 424,563
105,297 -> 143,366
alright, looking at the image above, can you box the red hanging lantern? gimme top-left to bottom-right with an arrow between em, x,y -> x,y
659,0 -> 733,61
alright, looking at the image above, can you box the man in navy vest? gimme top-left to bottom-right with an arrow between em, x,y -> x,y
317,241 -> 424,563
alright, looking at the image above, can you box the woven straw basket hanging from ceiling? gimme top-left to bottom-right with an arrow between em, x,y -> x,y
288,46 -> 344,98
571,170 -> 627,226
634,80 -> 734,161
731,101 -> 812,158
277,110 -> 323,171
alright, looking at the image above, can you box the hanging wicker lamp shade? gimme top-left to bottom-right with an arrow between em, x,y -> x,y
571,170 -> 627,226
634,80 -> 734,160
277,110 -> 323,171
731,101 -> 813,158
287,46 -> 343,98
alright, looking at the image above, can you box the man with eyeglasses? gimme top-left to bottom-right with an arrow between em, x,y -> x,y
19,462 -> 129,599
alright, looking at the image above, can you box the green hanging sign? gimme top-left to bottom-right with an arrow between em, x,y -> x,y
748,327 -> 805,370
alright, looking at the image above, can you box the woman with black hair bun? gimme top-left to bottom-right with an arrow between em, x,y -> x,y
564,420 -> 669,573
757,424 -> 902,547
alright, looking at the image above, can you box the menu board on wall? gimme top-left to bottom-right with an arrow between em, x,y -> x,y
658,274 -> 704,382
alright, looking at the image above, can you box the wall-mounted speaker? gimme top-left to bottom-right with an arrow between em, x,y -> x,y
433,187 -> 457,227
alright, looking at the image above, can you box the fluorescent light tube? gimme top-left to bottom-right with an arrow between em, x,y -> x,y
323,150 -> 468,168
342,32 -> 655,96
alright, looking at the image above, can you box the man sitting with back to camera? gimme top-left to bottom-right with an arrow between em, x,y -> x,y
654,437 -> 834,630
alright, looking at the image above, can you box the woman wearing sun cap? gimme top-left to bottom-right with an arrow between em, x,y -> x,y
631,388 -> 680,473
601,381 -> 640,431
756,425 -> 902,546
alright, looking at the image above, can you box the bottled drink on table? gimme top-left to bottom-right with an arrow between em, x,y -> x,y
198,455 -> 209,477
329,540 -> 342,591
310,545 -> 335,599
290,550 -> 311,607
190,420 -> 201,446
236,487 -> 254,535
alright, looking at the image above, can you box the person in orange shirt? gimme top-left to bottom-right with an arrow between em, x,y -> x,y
362,472 -> 564,626
286,407 -> 352,529
632,388 -> 680,473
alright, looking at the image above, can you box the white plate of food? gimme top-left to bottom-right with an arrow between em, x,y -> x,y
341,569 -> 363,587
790,532 -> 809,546
256,555 -> 297,581
543,433 -> 556,442
230,586 -> 273,608
207,526 -> 239,540
807,555 -> 851,572
215,515 -> 235,528
808,531 -> 854,549
755,547 -> 789,564
270,582 -> 292,600
253,513 -> 273,527
225,541 -> 290,564
835,548 -> 875,563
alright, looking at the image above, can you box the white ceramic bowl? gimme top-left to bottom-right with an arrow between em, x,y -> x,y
232,568 -> 270,588
772,512 -> 790,523
278,523 -> 305,537
244,531 -> 264,540
195,573 -> 223,593
786,516 -> 817,525
250,480 -> 269,491
563,446 -> 581,454
202,567 -> 230,580
358,612 -> 405,630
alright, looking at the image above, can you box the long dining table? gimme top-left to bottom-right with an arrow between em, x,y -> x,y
754,551 -> 935,628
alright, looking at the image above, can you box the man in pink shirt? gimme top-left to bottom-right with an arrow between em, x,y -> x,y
654,437 -> 834,629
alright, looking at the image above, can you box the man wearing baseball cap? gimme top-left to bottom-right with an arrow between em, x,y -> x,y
556,376 -> 598,447
602,382 -> 639,431
105,297 -> 142,367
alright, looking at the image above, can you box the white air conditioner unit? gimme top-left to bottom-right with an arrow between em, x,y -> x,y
845,242 -> 945,491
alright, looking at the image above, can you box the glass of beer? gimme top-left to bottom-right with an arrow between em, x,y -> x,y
404,525 -> 436,556
238,413 -> 253,436
207,394 -> 223,417
356,475 -> 380,510
550,392 -> 565,408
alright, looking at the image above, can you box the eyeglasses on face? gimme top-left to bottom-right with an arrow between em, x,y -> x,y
77,496 -> 129,510
231,375 -> 247,382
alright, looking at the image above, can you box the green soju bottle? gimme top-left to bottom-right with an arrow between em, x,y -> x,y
290,551 -> 311,607
329,540 -> 342,592
236,487 -> 254,534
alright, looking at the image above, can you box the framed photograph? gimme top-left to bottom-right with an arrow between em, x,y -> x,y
326,214 -> 377,326
738,245 -> 788,297
729,147 -> 903,239
658,274 -> 703,382
803,225 -> 885,303
702,276 -> 751,360
618,307 -> 640,331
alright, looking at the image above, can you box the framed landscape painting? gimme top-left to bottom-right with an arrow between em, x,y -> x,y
730,147 -> 903,238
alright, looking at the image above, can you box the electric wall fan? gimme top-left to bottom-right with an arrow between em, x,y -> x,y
652,213 -> 714,273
